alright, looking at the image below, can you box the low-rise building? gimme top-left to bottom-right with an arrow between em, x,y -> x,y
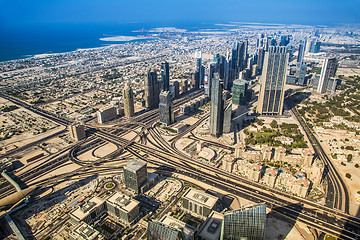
69,222 -> 104,240
97,106 -> 117,124
260,168 -> 278,188
182,189 -> 218,219
70,197 -> 106,225
106,193 -> 140,225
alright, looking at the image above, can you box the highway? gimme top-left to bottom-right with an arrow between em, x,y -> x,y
0,90 -> 359,239
286,97 -> 349,213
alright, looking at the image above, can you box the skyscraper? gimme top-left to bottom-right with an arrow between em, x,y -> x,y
210,78 -> 224,137
297,64 -> 307,85
123,83 -> 135,117
317,57 -> 338,94
161,61 -> 170,91
257,46 -> 289,115
257,47 -> 265,75
297,39 -> 306,67
223,101 -> 232,134
159,91 -> 174,126
232,79 -> 249,105
220,203 -> 267,240
123,160 -> 148,194
145,69 -> 161,109
194,51 -> 204,88
231,40 -> 248,75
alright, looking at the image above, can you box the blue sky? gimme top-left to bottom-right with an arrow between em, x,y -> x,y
0,0 -> 359,27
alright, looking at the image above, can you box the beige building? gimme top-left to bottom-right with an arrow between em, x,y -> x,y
222,155 -> 235,172
160,215 -> 196,240
181,189 -> 218,220
69,124 -> 86,141
274,146 -> 286,162
106,193 -> 140,225
70,197 -> 106,225
260,168 -> 278,188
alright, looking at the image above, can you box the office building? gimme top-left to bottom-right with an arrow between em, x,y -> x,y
123,160 -> 148,194
145,69 -> 161,109
159,91 -> 174,126
257,46 -> 289,115
297,39 -> 306,67
161,215 -> 196,240
147,220 -> 183,240
232,79 -> 249,105
257,47 -> 265,74
297,64 -> 307,85
223,102 -> 232,134
123,83 -> 135,117
317,57 -> 338,94
97,106 -> 117,124
70,197 -> 106,225
69,124 -> 86,141
181,188 -> 218,219
209,78 -> 224,137
280,35 -> 290,46
161,61 -> 170,91
220,203 -> 267,240
106,193 -> 140,225
231,40 -> 248,75
70,222 -> 104,240
173,81 -> 180,98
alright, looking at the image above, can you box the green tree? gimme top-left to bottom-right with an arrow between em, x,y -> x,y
270,120 -> 278,129
347,154 -> 353,162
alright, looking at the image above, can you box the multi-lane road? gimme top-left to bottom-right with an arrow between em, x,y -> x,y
1,91 -> 360,239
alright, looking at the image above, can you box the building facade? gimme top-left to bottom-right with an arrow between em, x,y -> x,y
316,57 -> 338,94
123,160 -> 148,194
220,203 -> 266,240
123,83 -> 135,117
159,90 -> 174,126
257,46 -> 288,115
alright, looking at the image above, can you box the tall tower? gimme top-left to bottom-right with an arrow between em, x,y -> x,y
297,39 -> 306,67
123,160 -> 148,194
220,203 -> 267,240
145,69 -> 160,109
194,51 -> 203,89
209,78 -> 224,137
159,91 -> 174,126
161,62 -> 170,91
257,46 -> 288,115
257,47 -> 265,74
123,83 -> 135,117
317,57 -> 337,94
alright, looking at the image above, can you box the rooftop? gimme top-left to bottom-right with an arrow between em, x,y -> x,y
124,160 -> 147,172
183,189 -> 218,209
197,211 -> 224,240
70,196 -> 104,221
107,193 -> 139,213
161,215 -> 196,240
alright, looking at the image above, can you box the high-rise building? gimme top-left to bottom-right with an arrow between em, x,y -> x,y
297,64 -> 307,85
69,124 -> 86,141
257,47 -> 265,75
161,62 -> 170,91
317,57 -> 338,94
106,193 -> 140,225
173,81 -> 180,98
223,102 -> 232,134
123,160 -> 148,194
220,203 -> 267,240
123,83 -> 135,117
145,69 -> 161,109
159,91 -> 174,126
97,106 -> 117,124
257,46 -> 289,115
232,79 -> 249,105
297,39 -> 306,67
181,188 -> 218,219
231,40 -> 248,76
181,80 -> 188,94
210,78 -> 224,137
194,51 -> 204,88
280,35 -> 290,46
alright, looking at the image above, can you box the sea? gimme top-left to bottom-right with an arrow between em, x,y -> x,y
0,21 -> 218,62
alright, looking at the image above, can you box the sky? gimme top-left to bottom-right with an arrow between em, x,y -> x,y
0,0 -> 359,28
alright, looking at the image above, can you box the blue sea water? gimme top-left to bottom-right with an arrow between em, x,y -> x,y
0,21 -> 216,62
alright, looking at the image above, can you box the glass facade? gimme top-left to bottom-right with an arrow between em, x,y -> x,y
147,220 -> 182,240
123,160 -> 147,194
221,203 -> 266,240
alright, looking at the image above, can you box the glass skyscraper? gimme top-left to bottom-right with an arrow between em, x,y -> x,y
123,160 -> 148,194
221,203 -> 267,240
257,46 -> 288,115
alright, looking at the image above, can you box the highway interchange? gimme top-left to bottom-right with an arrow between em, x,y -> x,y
0,90 -> 360,240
